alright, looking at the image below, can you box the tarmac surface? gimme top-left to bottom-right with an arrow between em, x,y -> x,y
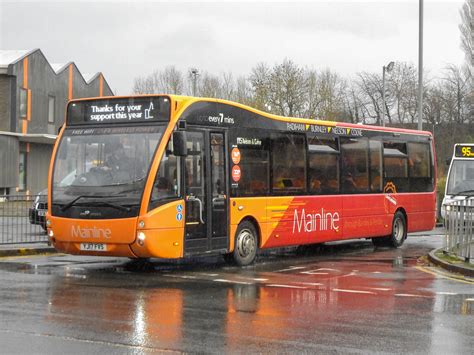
0,228 -> 473,353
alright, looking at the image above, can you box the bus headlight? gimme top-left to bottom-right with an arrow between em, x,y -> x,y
46,219 -> 52,227
48,229 -> 54,238
137,232 -> 146,246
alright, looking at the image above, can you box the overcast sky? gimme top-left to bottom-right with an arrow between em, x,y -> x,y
0,0 -> 466,94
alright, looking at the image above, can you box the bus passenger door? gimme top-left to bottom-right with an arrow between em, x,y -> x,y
209,132 -> 228,250
184,131 -> 229,254
184,131 -> 208,254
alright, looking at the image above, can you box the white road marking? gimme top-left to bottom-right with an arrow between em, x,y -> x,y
464,298 -> 474,302
213,279 -> 252,285
295,282 -> 324,286
199,273 -> 218,277
267,284 -> 307,289
435,291 -> 457,295
333,288 -> 376,294
275,266 -> 306,272
395,293 -> 433,298
251,278 -> 268,281
372,271 -> 382,274
179,275 -> 196,279
370,287 -> 392,291
301,271 -> 329,275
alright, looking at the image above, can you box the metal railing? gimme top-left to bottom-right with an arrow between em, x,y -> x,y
444,199 -> 474,263
0,194 -> 48,244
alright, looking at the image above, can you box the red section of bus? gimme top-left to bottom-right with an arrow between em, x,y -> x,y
263,193 -> 436,249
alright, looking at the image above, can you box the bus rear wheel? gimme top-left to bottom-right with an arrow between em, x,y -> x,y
372,211 -> 407,248
232,221 -> 258,266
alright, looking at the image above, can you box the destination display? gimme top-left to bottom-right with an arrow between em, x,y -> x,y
67,96 -> 171,125
455,144 -> 474,158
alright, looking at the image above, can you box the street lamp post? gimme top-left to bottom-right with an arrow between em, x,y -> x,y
190,69 -> 199,96
418,0 -> 424,130
382,61 -> 395,127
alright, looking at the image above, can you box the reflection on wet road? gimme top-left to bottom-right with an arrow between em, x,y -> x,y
0,230 -> 473,353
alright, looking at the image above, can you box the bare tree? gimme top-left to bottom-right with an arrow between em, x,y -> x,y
267,59 -> 307,116
249,62 -> 271,111
132,75 -> 154,94
459,0 -> 473,73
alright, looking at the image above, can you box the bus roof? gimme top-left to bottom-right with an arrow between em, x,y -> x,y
68,94 -> 433,137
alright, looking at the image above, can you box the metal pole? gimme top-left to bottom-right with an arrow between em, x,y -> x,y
418,0 -> 424,130
382,66 -> 386,127
191,69 -> 198,97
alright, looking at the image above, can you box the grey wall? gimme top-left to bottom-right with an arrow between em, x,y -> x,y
0,76 -> 12,131
27,143 -> 53,194
0,135 -> 19,188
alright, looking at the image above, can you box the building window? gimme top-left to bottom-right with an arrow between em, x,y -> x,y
48,95 -> 55,123
20,88 -> 28,118
19,152 -> 26,191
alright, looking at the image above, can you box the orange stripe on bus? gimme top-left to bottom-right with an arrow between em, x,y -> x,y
22,120 -> 27,134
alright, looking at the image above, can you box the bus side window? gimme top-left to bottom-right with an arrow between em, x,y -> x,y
272,134 -> 306,195
408,142 -> 433,192
308,137 -> 339,194
369,139 -> 383,192
340,137 -> 369,193
383,142 -> 409,192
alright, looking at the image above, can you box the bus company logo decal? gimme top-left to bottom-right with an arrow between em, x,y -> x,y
293,208 -> 340,234
71,225 -> 112,239
208,113 -> 234,125
383,182 -> 397,194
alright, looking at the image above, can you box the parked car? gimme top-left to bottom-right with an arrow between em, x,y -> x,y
29,189 -> 48,231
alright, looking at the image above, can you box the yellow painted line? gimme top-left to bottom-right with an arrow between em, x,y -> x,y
415,265 -> 474,285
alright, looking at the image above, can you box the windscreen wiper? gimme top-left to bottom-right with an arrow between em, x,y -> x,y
452,190 -> 474,198
60,195 -> 113,212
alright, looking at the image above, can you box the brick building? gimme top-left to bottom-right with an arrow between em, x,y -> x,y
0,49 -> 113,195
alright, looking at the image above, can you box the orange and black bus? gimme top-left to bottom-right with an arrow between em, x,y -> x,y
47,95 -> 437,265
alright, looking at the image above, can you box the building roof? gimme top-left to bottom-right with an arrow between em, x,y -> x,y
82,72 -> 101,84
50,62 -> 72,74
0,48 -> 113,93
0,49 -> 38,68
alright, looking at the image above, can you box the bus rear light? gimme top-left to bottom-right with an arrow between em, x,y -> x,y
137,232 -> 146,246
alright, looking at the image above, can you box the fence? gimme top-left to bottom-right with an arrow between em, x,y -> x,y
444,198 -> 474,263
0,194 -> 48,244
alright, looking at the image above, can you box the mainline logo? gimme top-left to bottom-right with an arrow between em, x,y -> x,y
293,208 -> 340,234
71,225 -> 112,239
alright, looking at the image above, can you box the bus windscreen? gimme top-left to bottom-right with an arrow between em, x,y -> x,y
67,96 -> 171,125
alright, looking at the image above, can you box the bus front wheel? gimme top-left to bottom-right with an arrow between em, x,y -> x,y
372,211 -> 407,248
232,221 -> 258,266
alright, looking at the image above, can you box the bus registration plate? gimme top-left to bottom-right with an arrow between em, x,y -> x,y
80,243 -> 107,252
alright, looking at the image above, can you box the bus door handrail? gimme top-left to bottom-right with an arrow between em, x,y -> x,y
187,195 -> 204,224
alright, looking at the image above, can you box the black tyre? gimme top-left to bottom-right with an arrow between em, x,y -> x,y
232,221 -> 258,266
388,211 -> 407,247
372,211 -> 407,248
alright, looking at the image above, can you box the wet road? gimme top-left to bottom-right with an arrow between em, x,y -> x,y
0,228 -> 473,354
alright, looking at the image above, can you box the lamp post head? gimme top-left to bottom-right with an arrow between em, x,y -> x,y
386,61 -> 395,72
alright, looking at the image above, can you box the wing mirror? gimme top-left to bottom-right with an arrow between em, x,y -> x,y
172,131 -> 188,157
